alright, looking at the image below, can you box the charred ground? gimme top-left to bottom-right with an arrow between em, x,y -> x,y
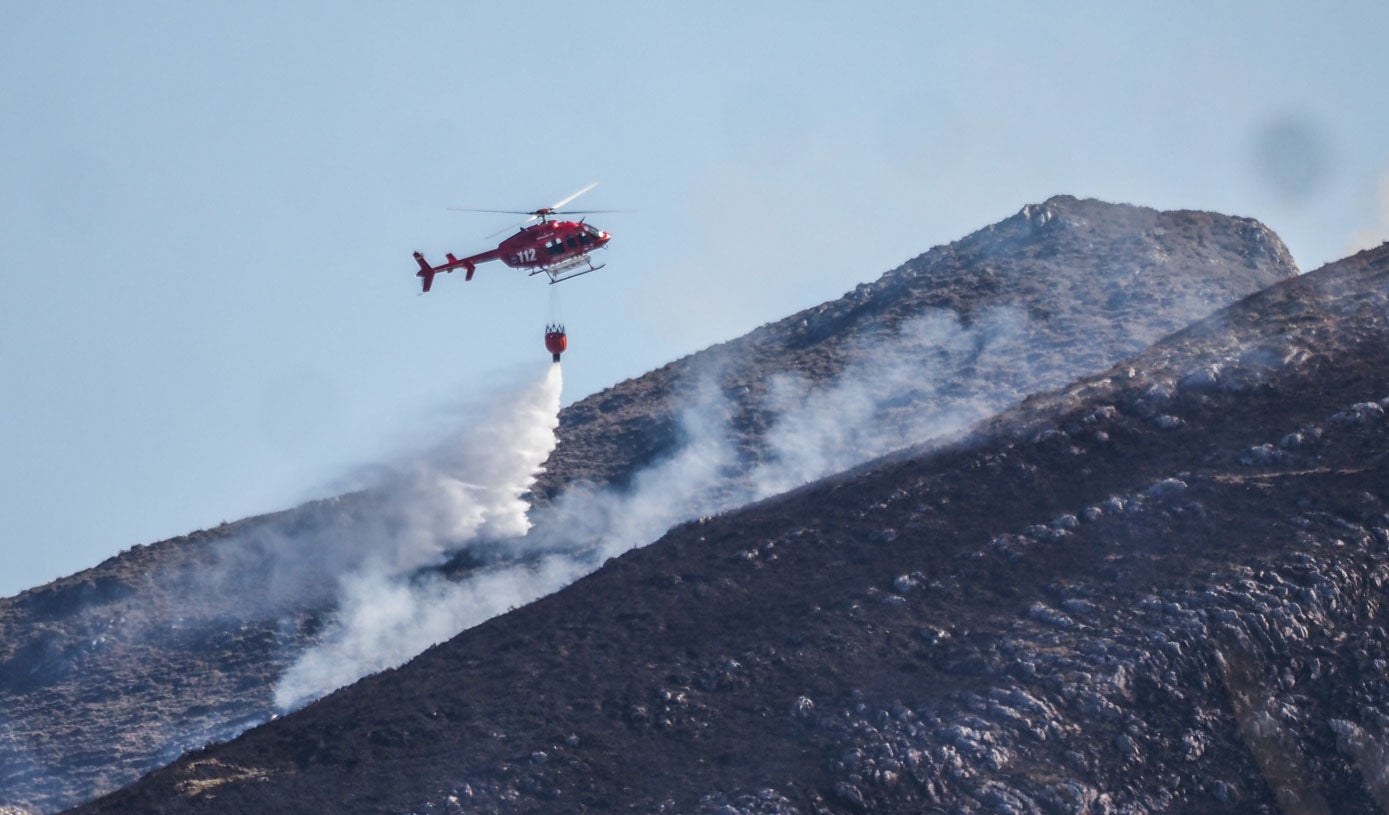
70,240 -> 1389,813
2,196 -> 1299,813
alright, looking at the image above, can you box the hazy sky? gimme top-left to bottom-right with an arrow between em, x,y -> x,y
2,1 -> 1387,598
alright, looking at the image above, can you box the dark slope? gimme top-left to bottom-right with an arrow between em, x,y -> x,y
71,245 -> 1389,813
0,197 -> 1296,815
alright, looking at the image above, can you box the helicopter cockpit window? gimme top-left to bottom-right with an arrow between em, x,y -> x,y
566,236 -> 577,249
579,232 -> 593,245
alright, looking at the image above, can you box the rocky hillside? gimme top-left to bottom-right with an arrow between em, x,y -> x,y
535,195 -> 1295,498
0,197 -> 1296,814
71,242 -> 1389,813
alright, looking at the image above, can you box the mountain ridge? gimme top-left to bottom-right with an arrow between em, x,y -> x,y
72,240 -> 1389,813
534,194 -> 1295,499
0,196 -> 1299,813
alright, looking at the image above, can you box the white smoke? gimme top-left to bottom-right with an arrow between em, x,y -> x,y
518,307 -> 1036,567
267,304 -> 1068,711
273,556 -> 579,710
748,308 -> 1028,499
274,368 -> 743,710
524,373 -> 741,562
270,364 -> 562,709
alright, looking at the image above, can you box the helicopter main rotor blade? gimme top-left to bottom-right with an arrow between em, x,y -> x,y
447,207 -> 535,214
549,181 -> 599,212
445,184 -> 620,226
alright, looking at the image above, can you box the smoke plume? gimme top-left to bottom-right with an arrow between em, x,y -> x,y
266,302 -> 1114,711
270,364 -> 562,709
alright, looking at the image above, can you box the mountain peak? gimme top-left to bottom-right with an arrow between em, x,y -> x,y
3,198 -> 1303,814
537,197 -> 1296,499
73,215 -> 1389,814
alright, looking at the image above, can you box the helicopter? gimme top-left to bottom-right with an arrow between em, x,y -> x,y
413,182 -> 617,292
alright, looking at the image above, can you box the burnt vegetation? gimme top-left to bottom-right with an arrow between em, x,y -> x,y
8,197 -> 1389,813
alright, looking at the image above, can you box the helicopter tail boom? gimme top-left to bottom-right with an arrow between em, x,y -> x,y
414,251 -> 481,292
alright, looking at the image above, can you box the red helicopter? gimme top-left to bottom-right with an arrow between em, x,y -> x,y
413,183 -> 616,293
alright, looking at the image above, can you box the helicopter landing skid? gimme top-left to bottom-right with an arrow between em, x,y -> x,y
529,254 -> 606,284
547,263 -> 604,284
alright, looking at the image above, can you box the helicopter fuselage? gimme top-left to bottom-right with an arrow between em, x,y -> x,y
413,183 -> 616,291
497,220 -> 611,270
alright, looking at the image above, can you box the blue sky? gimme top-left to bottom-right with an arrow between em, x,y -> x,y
2,1 -> 1387,598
